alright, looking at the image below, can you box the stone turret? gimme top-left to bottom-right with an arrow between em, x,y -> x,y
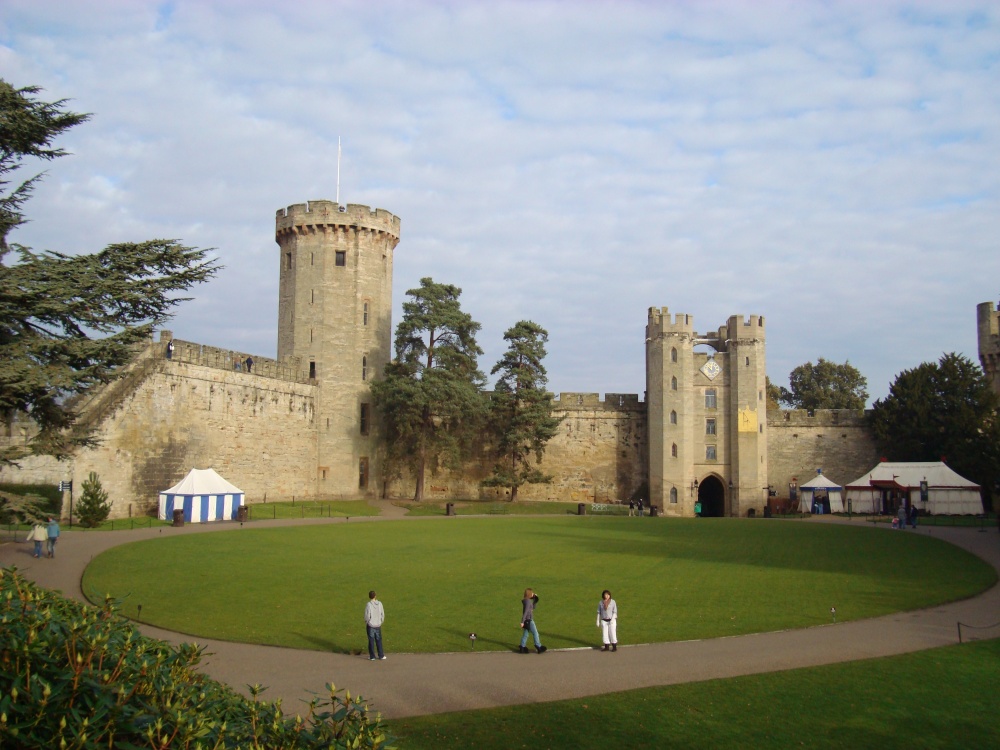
978,301 -> 1000,397
646,307 -> 767,517
276,200 -> 401,496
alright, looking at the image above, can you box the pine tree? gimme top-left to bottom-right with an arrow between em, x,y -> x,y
76,471 -> 111,527
370,277 -> 485,501
482,321 -> 563,501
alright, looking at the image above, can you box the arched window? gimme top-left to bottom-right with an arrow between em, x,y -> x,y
670,488 -> 678,504
671,347 -> 678,363
671,443 -> 678,458
670,410 -> 677,425
671,376 -> 677,391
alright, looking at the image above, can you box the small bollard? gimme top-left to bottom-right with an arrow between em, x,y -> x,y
578,503 -> 586,516
446,502 -> 455,516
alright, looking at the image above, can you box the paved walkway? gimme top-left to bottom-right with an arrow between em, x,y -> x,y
2,509 -> 998,720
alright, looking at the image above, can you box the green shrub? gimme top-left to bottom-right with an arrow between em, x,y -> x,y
0,568 -> 394,749
76,472 -> 112,528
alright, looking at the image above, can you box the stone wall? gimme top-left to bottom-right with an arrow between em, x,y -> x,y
386,393 -> 647,504
766,409 -> 879,501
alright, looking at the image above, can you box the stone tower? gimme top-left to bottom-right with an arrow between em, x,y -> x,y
977,301 -> 1000,397
646,308 -> 767,517
275,201 -> 401,496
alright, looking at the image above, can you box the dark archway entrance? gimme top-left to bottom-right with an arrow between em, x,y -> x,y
697,476 -> 726,517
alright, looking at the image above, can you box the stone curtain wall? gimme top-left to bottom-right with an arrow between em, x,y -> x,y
385,393 -> 648,504
766,409 -> 879,501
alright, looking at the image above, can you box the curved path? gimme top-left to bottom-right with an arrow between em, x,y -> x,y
2,508 -> 998,720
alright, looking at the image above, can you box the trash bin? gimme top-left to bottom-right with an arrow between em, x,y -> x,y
446,502 -> 454,516
763,506 -> 772,518
236,506 -> 248,522
172,509 -> 184,527
694,502 -> 702,516
650,505 -> 659,517
578,503 -> 586,516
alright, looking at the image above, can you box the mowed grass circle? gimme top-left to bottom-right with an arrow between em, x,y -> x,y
82,518 -> 996,654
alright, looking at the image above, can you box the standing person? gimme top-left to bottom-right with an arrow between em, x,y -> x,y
519,588 -> 546,654
908,504 -> 918,529
637,498 -> 644,517
46,517 -> 60,558
166,340 -> 174,360
897,503 -> 907,530
364,590 -> 386,661
26,523 -> 46,558
245,356 -> 254,373
628,499 -> 635,517
596,589 -> 618,652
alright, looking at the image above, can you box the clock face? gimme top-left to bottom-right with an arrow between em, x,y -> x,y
700,359 -> 721,380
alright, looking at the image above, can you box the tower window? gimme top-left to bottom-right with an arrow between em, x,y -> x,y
363,302 -> 369,326
706,445 -> 717,460
360,403 -> 370,436
745,356 -> 750,366
311,252 -> 314,266
359,457 -> 369,490
706,418 -> 716,435
362,356 -> 368,381
671,443 -> 678,458
670,488 -> 678,504
671,376 -> 677,391
671,347 -> 678,363
335,250 -> 346,267
705,389 -> 717,409
670,410 -> 677,425
285,252 -> 292,270
309,361 -> 316,379
311,289 -> 314,304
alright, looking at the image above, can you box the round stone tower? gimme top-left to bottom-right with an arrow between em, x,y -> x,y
275,200 -> 401,496
977,301 -> 1000,397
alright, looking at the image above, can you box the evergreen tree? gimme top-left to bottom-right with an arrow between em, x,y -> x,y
370,277 -> 485,501
0,80 -> 219,467
777,358 -> 868,410
76,471 -> 111,528
868,353 -> 1000,509
482,321 -> 563,501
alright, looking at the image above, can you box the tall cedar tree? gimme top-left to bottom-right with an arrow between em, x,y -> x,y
483,321 -> 563,500
868,353 -> 1000,508
0,80 -> 219,469
370,277 -> 485,501
778,358 -> 868,410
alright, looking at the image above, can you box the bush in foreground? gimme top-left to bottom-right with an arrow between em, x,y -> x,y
0,568 -> 393,749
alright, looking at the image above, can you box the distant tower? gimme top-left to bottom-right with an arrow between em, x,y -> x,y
646,308 -> 767,517
275,201 -> 401,496
978,301 -> 1000,397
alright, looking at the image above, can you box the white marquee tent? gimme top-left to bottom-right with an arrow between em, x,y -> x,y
798,471 -> 845,514
158,468 -> 245,523
844,461 -> 982,516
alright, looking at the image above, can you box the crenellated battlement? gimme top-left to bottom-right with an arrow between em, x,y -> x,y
647,307 -> 693,335
553,392 -> 644,411
727,314 -> 766,337
275,200 -> 400,240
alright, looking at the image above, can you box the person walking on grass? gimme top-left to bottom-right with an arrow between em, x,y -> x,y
597,589 -> 618,652
364,590 -> 386,660
519,587 -> 547,654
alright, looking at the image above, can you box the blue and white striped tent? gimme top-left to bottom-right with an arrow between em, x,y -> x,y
158,468 -> 245,523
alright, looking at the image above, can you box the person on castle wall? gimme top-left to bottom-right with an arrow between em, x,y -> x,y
628,499 -> 635,517
26,523 -> 46,558
596,589 -> 618,652
519,588 -> 546,654
364,590 -> 387,660
245,356 -> 254,373
166,340 -> 174,360
46,517 -> 60,558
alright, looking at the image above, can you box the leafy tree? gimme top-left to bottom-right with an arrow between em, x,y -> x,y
868,353 -> 1000,508
370,277 -> 485,501
0,80 -> 219,468
765,376 -> 782,410
777,358 -> 868,410
76,471 -> 111,527
482,321 -> 563,501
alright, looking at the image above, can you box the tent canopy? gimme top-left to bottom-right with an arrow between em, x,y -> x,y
798,471 -> 844,514
158,468 -> 244,523
844,461 -> 981,515
800,473 -> 842,491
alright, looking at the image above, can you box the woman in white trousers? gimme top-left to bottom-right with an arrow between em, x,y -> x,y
596,589 -> 618,652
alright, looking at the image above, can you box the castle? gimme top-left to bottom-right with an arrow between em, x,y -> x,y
2,200 -> 918,519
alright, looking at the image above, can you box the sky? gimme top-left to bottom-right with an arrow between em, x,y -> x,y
2,0 -> 998,404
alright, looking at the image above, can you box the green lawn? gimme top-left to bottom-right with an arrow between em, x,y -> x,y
81,518 -> 995,654
391,638 -> 1000,749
